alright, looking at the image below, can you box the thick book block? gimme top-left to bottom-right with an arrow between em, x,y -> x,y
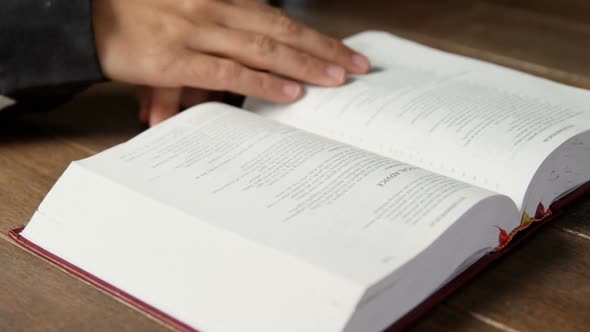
8,208 -> 570,332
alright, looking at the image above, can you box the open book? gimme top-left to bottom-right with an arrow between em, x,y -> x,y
13,32 -> 590,332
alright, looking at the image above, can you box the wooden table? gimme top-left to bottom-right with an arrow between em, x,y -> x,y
2,0 -> 590,331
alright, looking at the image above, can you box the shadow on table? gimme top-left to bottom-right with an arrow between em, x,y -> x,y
0,83 -> 144,151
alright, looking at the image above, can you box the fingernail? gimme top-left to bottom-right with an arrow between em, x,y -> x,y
326,65 -> 346,83
352,54 -> 370,72
282,83 -> 302,99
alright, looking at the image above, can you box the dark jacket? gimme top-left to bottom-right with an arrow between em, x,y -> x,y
0,0 -> 105,116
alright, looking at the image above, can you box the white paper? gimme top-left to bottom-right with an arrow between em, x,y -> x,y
76,102 -> 505,283
0,95 -> 15,110
246,31 -> 590,216
22,102 -> 517,332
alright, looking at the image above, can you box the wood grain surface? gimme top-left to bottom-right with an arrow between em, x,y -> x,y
2,0 -> 589,331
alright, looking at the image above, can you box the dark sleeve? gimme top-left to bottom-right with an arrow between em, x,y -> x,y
0,0 -> 106,116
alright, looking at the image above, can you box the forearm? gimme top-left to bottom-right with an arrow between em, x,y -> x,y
0,0 -> 105,113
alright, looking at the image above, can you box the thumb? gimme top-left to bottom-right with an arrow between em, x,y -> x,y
147,87 -> 183,127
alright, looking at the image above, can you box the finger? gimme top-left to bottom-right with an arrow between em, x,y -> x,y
224,0 -> 278,12
179,51 -> 303,103
147,87 -> 182,126
181,88 -> 213,108
139,107 -> 149,124
224,0 -> 296,24
211,3 -> 370,74
188,27 -> 346,86
135,86 -> 152,124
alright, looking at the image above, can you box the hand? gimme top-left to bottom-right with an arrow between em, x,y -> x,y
92,0 -> 371,126
136,86 -> 224,125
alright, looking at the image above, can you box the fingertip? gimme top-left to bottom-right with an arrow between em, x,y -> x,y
281,82 -> 303,101
148,109 -> 164,127
326,65 -> 347,85
351,53 -> 371,74
147,88 -> 182,126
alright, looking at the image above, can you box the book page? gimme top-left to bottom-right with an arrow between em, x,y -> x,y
64,103 -> 514,284
21,102 -> 518,332
0,95 -> 15,110
245,31 -> 590,217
